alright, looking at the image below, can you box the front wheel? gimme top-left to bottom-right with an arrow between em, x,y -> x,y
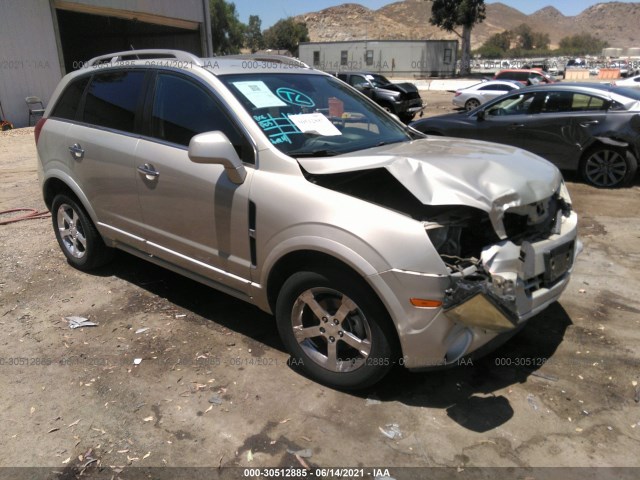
399,113 -> 415,124
276,269 -> 396,390
52,194 -> 113,271
579,146 -> 637,188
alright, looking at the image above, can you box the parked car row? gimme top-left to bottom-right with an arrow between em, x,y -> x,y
494,69 -> 557,85
411,83 -> 640,188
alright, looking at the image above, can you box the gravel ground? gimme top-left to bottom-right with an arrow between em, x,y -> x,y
1,111 -> 640,480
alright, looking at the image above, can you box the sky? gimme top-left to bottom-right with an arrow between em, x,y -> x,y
231,0 -> 639,28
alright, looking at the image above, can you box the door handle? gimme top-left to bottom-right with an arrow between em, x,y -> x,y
137,164 -> 159,179
509,123 -> 525,129
68,143 -> 84,160
579,120 -> 599,127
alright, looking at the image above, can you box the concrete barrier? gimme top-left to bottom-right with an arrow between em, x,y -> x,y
598,69 -> 621,80
564,69 -> 590,80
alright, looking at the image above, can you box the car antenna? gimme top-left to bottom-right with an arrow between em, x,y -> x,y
130,44 -> 140,60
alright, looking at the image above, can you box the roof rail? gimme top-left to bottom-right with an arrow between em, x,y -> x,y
86,49 -> 203,67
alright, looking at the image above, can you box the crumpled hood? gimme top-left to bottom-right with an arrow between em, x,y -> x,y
380,82 -> 419,96
298,137 -> 563,238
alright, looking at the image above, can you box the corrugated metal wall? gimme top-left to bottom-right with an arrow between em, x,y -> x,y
299,40 -> 458,78
59,0 -> 204,24
0,0 -> 62,128
0,0 -> 210,128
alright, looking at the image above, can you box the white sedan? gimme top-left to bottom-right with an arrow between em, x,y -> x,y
613,75 -> 640,89
452,80 -> 522,111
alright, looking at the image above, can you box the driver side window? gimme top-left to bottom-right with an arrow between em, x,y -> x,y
151,73 -> 254,163
486,92 -> 538,116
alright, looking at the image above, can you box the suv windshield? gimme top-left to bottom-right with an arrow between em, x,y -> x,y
219,73 -> 410,157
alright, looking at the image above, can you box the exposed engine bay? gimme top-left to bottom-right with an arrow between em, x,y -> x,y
306,166 -> 576,328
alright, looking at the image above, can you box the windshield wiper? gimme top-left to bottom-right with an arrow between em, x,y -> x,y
288,149 -> 341,158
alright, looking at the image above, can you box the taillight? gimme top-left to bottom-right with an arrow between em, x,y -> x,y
454,91 -> 461,97
34,117 -> 47,145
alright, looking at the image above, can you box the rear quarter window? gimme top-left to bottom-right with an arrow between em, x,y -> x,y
82,70 -> 146,133
51,76 -> 90,120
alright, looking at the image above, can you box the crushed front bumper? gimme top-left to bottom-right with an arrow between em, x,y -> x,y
391,210 -> 580,370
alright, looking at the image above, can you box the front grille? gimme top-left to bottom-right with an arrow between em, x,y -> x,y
503,195 -> 560,244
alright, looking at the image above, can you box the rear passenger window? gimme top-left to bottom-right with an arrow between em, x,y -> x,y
572,94 -> 606,111
83,71 -> 145,133
151,73 -> 253,163
51,76 -> 90,120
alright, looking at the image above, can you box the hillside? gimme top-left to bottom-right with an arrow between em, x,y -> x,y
294,0 -> 640,49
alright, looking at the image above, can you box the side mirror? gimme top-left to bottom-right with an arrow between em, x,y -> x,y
188,131 -> 247,185
477,110 -> 486,121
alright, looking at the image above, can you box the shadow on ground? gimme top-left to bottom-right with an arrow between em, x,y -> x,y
91,250 -> 283,352
91,250 -> 573,433
372,302 -> 573,432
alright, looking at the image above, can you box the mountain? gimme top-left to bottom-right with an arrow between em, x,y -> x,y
294,1 -> 640,49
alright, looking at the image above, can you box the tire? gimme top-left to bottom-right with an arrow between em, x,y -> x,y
399,113 -> 415,124
379,102 -> 394,114
579,146 -> 638,188
464,98 -> 481,111
51,194 -> 113,271
276,269 -> 396,390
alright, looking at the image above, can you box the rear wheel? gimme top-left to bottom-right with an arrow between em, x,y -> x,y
579,146 -> 637,188
464,98 -> 481,111
52,194 -> 113,270
276,269 -> 396,390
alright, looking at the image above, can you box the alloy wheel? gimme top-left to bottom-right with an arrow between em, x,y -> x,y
584,149 -> 628,187
56,203 -> 87,259
290,287 -> 372,373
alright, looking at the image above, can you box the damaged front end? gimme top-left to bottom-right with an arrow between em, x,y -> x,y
426,181 -> 579,344
299,139 -> 580,368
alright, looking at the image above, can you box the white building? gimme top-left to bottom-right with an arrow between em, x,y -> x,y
299,40 -> 459,78
0,0 -> 212,127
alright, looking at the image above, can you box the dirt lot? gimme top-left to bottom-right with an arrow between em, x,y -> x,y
1,94 -> 640,479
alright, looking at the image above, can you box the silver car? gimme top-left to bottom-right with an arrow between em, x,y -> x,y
36,50 -> 580,390
453,80 -> 522,111
614,74 -> 640,89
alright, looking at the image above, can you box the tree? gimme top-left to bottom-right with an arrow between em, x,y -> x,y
513,24 -> 549,51
262,18 -> 309,56
429,0 -> 486,76
514,24 -> 534,50
245,15 -> 264,53
559,34 -> 609,56
475,30 -> 512,57
210,0 -> 245,55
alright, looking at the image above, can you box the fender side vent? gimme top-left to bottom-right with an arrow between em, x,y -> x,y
249,201 -> 257,267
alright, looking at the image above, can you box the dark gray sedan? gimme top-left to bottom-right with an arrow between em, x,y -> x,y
411,83 -> 640,187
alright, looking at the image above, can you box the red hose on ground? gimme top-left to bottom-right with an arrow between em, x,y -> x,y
0,208 -> 51,225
